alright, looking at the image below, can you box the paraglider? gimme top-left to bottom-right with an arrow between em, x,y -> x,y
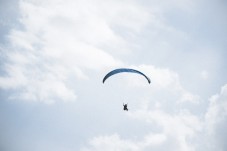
123,103 -> 128,111
102,68 -> 150,84
103,68 -> 150,111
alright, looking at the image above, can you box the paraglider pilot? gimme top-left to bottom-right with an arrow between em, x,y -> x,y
123,103 -> 128,111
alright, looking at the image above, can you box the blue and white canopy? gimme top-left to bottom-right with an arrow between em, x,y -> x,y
103,68 -> 150,84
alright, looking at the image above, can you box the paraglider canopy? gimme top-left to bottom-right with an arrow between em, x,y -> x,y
103,68 -> 150,84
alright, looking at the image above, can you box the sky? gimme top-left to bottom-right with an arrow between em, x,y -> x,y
0,0 -> 227,151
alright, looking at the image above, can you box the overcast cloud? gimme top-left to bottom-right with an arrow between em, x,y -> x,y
0,0 -> 226,151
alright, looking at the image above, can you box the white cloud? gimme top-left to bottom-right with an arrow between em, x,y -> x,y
80,133 -> 167,151
0,0 -> 197,104
203,84 -> 227,150
126,65 -> 200,104
130,109 -> 202,151
1,0 -> 134,103
81,107 -> 202,151
205,84 -> 227,133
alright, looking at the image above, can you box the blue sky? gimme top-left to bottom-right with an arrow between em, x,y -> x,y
0,0 -> 227,151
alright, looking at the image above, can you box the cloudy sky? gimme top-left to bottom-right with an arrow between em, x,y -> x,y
0,0 -> 227,151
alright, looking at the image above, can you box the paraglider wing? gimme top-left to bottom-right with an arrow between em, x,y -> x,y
103,68 -> 150,84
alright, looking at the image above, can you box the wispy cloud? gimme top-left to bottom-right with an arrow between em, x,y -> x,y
0,0 -> 196,103
1,0 -> 136,103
